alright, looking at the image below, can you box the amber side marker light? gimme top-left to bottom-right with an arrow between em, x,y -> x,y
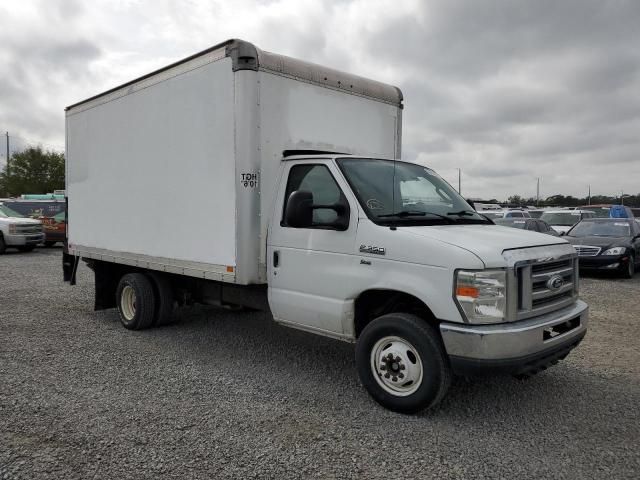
456,286 -> 479,298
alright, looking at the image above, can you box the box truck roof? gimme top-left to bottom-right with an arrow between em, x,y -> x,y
66,38 -> 403,112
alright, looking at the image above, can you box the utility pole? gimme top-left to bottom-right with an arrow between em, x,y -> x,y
588,185 -> 591,205
458,168 -> 461,194
5,131 -> 9,176
536,177 -> 540,207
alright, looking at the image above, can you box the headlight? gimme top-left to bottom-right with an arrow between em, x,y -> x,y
9,224 -> 17,234
602,247 -> 626,255
454,269 -> 507,324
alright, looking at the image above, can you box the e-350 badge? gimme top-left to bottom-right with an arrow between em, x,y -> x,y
360,244 -> 386,255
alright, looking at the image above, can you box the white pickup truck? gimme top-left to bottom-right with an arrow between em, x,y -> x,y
63,39 -> 588,413
0,203 -> 44,253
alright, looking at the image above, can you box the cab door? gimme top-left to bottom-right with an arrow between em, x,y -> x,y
267,160 -> 358,337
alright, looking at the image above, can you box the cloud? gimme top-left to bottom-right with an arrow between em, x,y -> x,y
0,0 -> 639,200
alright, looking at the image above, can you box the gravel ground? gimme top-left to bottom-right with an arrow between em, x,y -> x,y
1,248 -> 639,479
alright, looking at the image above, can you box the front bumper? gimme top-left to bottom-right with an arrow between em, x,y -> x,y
578,255 -> 628,270
440,300 -> 589,376
4,233 -> 45,246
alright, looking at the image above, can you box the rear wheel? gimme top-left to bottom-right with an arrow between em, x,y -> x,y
356,313 -> 451,414
116,273 -> 156,330
146,272 -> 176,326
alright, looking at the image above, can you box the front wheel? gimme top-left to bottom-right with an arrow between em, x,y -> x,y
623,254 -> 635,278
356,313 -> 451,414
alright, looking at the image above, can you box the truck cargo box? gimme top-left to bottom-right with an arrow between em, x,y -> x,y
66,39 -> 403,285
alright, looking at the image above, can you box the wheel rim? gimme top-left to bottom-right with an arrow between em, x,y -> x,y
370,336 -> 423,397
121,285 -> 137,321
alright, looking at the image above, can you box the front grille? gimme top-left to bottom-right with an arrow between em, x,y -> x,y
573,245 -> 601,257
517,257 -> 577,318
15,224 -> 43,234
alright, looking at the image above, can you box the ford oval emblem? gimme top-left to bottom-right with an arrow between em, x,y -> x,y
547,275 -> 564,291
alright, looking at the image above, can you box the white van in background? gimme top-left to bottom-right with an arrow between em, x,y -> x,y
540,210 -> 596,234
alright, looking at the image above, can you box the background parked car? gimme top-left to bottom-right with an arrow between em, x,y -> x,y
565,218 -> 640,278
0,203 -> 45,253
481,209 -> 531,220
494,218 -> 559,236
540,209 -> 596,234
0,198 -> 66,246
526,209 -> 546,219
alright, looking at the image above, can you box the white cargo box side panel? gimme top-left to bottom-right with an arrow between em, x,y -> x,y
257,71 -> 401,270
66,58 -> 237,268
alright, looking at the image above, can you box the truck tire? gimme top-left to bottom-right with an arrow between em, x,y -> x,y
356,313 -> 451,414
44,241 -> 57,247
116,273 -> 156,330
0,234 -> 5,254
146,272 -> 176,326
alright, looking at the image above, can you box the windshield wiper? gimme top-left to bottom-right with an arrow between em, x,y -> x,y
447,209 -> 476,216
378,210 -> 455,222
448,209 -> 493,223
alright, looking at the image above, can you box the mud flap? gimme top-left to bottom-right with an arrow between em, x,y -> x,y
62,252 -> 79,285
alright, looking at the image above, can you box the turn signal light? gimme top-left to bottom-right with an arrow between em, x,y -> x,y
456,286 -> 479,298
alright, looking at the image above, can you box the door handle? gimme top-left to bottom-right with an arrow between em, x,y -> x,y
273,250 -> 280,268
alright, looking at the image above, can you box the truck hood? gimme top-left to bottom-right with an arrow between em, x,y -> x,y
401,224 -> 568,268
0,217 -> 42,225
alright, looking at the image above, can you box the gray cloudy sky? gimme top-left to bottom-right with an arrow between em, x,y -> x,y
1,0 -> 639,200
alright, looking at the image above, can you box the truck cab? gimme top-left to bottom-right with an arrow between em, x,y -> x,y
267,154 -> 588,411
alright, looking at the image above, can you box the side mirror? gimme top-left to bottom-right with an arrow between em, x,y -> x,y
559,231 -> 566,236
465,198 -> 476,210
284,190 -> 350,230
284,190 -> 314,228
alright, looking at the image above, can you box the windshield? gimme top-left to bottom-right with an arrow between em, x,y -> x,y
337,158 -> 488,225
540,212 -> 581,226
568,221 -> 630,237
0,204 -> 24,218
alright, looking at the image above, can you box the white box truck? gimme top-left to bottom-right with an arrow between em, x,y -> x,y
64,39 -> 588,413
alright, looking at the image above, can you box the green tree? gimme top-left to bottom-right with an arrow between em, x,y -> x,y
507,195 -> 524,206
0,147 -> 65,196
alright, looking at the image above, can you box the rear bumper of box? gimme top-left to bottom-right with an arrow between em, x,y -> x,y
440,300 -> 589,376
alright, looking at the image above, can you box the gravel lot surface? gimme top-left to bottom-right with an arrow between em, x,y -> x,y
1,248 -> 639,479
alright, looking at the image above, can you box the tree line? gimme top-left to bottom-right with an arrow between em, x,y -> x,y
505,194 -> 639,208
0,147 -> 64,197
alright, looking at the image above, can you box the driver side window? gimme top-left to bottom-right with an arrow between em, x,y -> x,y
282,164 -> 347,228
